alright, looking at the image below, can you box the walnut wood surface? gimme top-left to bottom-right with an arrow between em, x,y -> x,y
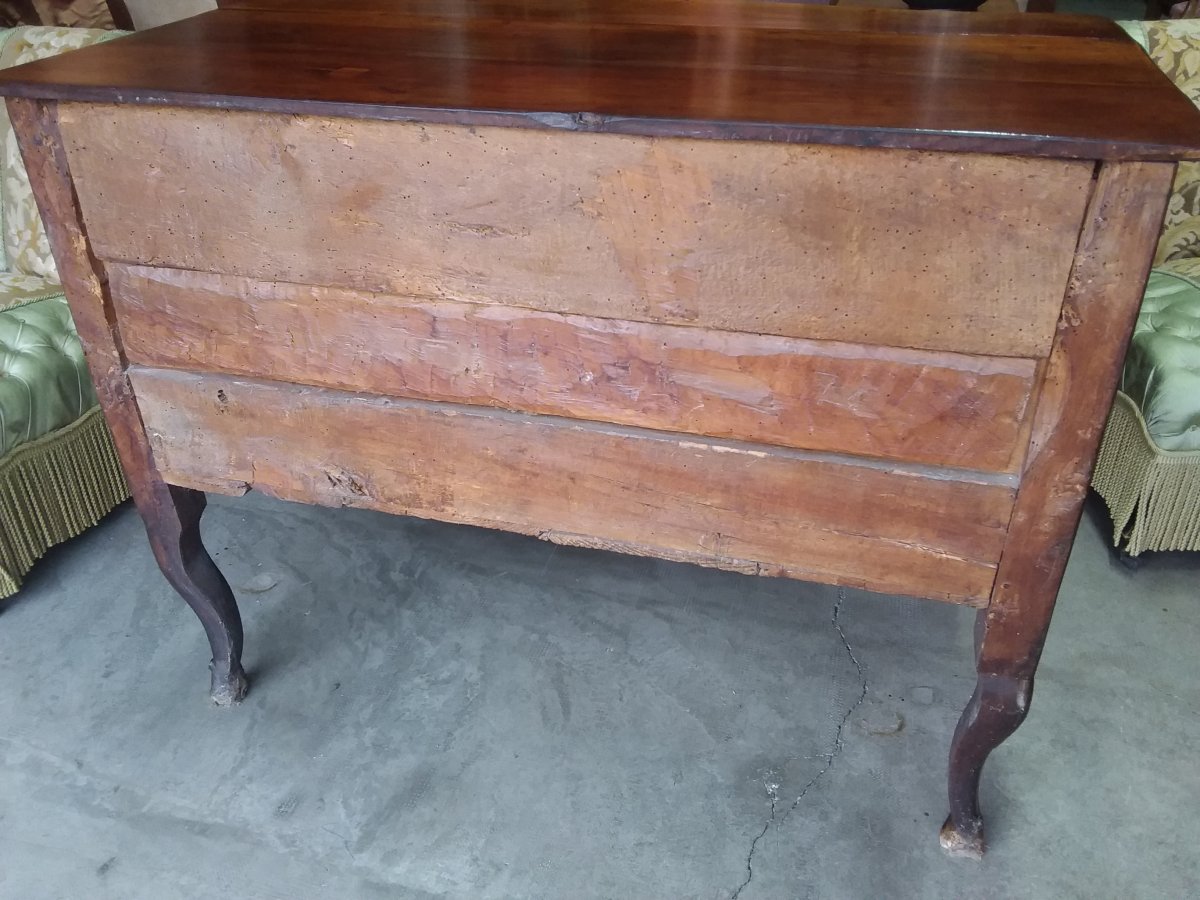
980,161 -> 1177,678
213,0 -> 1105,34
62,106 -> 1090,358
129,366 -> 1017,605
1,2 -> 1199,159
111,265 -> 1038,472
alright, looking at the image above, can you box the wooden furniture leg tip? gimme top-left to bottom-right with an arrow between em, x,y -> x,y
210,662 -> 249,706
939,816 -> 985,859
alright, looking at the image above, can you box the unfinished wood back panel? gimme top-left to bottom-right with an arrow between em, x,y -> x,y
128,366 -> 1018,604
111,265 -> 1038,472
61,104 -> 1093,357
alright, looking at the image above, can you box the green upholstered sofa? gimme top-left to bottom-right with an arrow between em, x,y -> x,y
1094,21 -> 1200,558
0,26 -> 128,598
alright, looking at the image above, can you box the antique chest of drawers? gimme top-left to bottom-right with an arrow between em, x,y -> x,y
3,0 -> 1198,857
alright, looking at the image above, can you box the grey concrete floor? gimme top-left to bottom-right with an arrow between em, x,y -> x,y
0,491 -> 1196,899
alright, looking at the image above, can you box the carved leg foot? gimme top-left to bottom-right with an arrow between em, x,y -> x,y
940,671 -> 1031,858
209,657 -> 249,707
136,481 -> 247,705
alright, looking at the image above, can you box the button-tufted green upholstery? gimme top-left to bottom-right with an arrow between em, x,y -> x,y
1120,268 -> 1200,453
0,26 -> 129,598
0,289 -> 94,457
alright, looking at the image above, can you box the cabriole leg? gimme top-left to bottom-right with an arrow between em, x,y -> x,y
936,162 -> 1177,857
5,98 -> 250,706
940,628 -> 1032,859
136,480 -> 247,705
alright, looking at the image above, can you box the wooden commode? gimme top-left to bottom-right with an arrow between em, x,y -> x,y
2,0 -> 1198,858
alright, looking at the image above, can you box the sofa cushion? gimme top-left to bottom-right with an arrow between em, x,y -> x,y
0,279 -> 95,457
1120,262 -> 1200,452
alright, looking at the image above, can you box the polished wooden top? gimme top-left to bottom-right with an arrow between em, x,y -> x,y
2,0 -> 1199,159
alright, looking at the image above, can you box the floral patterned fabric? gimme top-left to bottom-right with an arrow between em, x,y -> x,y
0,26 -> 121,280
0,270 -> 63,311
1121,20 -> 1200,264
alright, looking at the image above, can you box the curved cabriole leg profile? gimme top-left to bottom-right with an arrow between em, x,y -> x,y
932,162 -> 1176,856
137,481 -> 247,705
940,664 -> 1032,859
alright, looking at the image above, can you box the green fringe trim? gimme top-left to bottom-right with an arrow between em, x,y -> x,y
0,406 -> 129,598
1092,391 -> 1200,556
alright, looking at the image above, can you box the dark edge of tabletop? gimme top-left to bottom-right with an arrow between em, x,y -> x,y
1,2 -> 1199,161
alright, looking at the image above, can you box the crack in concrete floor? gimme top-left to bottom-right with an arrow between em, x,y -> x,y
731,588 -> 869,899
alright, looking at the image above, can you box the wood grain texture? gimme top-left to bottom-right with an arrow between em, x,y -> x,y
979,161 -> 1176,677
4,4 -> 1200,159
65,106 -> 1091,358
110,265 -> 1039,472
214,0 -> 1117,37
129,366 -> 1019,605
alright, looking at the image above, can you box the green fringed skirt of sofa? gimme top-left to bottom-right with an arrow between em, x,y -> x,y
1094,265 -> 1200,555
0,26 -> 129,598
1092,21 -> 1200,557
